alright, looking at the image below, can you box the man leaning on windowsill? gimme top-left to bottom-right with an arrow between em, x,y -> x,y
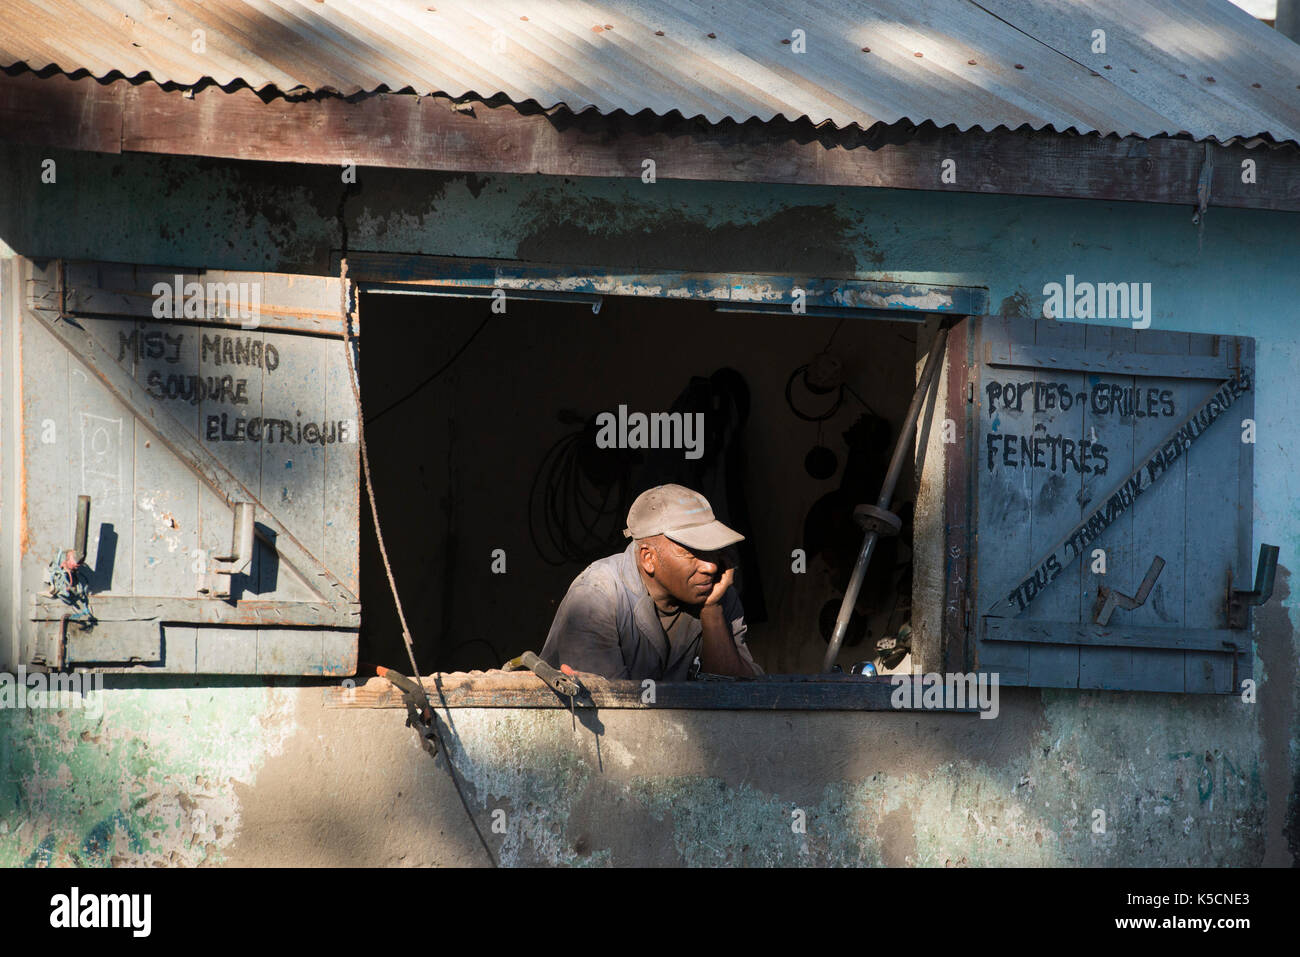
539,484 -> 763,681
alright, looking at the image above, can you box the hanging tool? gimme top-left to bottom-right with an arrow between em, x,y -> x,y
1093,555 -> 1166,626
376,665 -> 438,757
821,322 -> 951,672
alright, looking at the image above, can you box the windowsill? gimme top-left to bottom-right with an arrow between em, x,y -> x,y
323,671 -> 982,712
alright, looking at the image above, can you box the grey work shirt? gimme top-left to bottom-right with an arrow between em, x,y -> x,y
539,543 -> 763,680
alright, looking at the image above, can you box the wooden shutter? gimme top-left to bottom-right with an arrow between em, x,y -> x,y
16,258 -> 359,674
963,316 -> 1254,693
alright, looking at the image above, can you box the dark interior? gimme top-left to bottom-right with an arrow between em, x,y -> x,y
357,289 -> 923,675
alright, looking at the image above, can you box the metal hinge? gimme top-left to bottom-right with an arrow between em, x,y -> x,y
197,502 -> 254,597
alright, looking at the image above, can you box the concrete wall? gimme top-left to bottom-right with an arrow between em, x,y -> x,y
0,142 -> 1295,866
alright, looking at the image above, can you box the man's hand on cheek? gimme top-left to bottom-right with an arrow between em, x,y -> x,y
703,565 -> 735,606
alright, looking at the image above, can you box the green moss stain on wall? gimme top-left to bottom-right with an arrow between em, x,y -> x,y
0,683 -> 299,867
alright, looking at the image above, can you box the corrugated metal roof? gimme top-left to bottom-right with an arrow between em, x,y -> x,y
3,0 -> 1299,145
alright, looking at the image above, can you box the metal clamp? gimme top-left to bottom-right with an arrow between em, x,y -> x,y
504,651 -> 587,703
1093,555 -> 1165,626
1227,543 -> 1279,629
198,502 -> 254,597
377,666 -> 438,756
853,504 -> 902,537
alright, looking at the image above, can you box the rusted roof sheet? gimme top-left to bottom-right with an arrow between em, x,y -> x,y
2,0 -> 1298,145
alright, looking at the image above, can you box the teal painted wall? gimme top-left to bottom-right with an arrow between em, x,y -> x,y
0,143 -> 1295,865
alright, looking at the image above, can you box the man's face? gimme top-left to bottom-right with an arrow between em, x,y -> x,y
638,535 -> 725,606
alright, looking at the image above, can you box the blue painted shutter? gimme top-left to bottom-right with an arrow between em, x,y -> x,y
968,316 -> 1254,693
17,259 -> 359,675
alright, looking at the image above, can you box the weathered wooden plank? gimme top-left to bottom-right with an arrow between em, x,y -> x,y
197,322 -> 267,599
0,71 -> 122,154
1184,340 -> 1251,694
983,616 -> 1242,654
256,629 -> 321,675
258,331 -> 327,600
323,336 -> 360,597
68,318 -> 135,598
20,310 -> 70,559
124,80 -> 1300,212
19,307 -> 73,667
1,258 -> 23,667
60,262 -> 348,337
195,627 -> 257,674
1232,337 -> 1256,689
987,342 -> 1229,379
128,317 -> 201,597
160,624 -> 198,673
4,73 -> 1297,212
1024,320 -> 1084,688
1126,331 -> 1192,693
63,623 -> 162,665
24,298 -> 358,605
322,630 -> 359,677
323,672 -> 980,711
30,595 -> 359,627
941,319 -> 972,674
1078,324 -> 1138,690
255,628 -> 354,676
973,316 -> 1031,684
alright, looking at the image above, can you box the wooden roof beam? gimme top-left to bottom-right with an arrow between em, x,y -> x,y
1,71 -> 1298,213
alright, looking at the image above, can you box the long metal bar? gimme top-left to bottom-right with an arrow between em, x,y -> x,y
821,323 -> 951,673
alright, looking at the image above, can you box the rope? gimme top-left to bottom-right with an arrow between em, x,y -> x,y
338,256 -> 497,867
338,261 -> 421,685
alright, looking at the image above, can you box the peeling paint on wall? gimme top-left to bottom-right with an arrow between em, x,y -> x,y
0,683 -> 299,867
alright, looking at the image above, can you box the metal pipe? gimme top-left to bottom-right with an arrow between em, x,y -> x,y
821,323 -> 951,673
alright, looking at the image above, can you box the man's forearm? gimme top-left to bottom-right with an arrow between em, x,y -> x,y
699,603 -> 755,676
